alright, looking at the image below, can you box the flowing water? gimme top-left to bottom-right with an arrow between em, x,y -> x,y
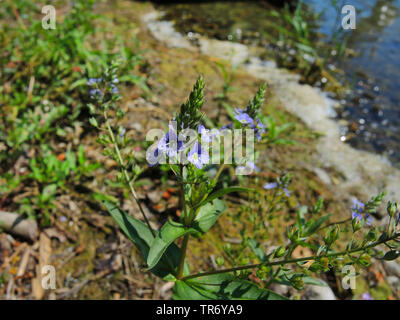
156,0 -> 400,165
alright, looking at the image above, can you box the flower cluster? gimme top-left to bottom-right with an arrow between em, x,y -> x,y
148,122 -> 220,169
87,75 -> 119,100
233,108 -> 266,141
351,199 -> 373,226
387,201 -> 400,225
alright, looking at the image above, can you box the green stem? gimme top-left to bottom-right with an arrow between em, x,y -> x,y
181,233 -> 399,281
104,111 -> 155,237
215,163 -> 226,181
177,234 -> 190,279
321,218 -> 351,230
266,266 -> 281,288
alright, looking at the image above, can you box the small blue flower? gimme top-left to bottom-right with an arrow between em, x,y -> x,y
120,128 -> 126,138
235,112 -> 253,125
263,181 -> 290,197
255,130 -> 262,141
352,211 -> 362,222
221,123 -> 233,131
263,182 -> 278,190
198,125 -> 219,143
352,199 -> 365,211
87,78 -> 102,86
158,125 -> 185,158
147,147 -> 161,167
283,188 -> 291,197
110,84 -> 119,94
351,199 -> 373,225
90,88 -> 102,99
362,293 -> 374,300
256,117 -> 266,131
246,161 -> 259,172
188,141 -> 209,169
365,213 -> 373,226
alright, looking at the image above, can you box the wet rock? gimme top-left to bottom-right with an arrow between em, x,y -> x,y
270,283 -> 290,297
387,276 -> 400,290
303,280 -> 336,300
313,167 -> 332,185
348,121 -> 359,133
384,260 -> 400,278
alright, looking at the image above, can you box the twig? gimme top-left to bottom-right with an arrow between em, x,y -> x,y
104,111 -> 155,237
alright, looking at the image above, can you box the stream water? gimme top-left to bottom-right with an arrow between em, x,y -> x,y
156,0 -> 400,165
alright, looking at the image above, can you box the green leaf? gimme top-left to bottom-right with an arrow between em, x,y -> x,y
296,206 -> 307,234
104,202 -> 187,280
193,199 -> 226,234
147,220 -> 199,270
382,250 -> 400,261
302,276 -> 328,287
304,214 -> 331,237
194,186 -> 254,210
173,274 -> 288,300
247,238 -> 268,262
41,184 -> 58,202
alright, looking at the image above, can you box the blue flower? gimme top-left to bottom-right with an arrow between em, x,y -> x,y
351,200 -> 364,221
235,112 -> 253,125
362,293 -> 374,300
198,124 -> 219,143
283,188 -> 291,197
365,213 -> 373,226
147,147 -> 161,167
119,128 -> 126,138
110,84 -> 119,94
351,199 -> 373,225
263,181 -> 290,197
87,78 -> 102,86
90,88 -> 102,99
255,130 -> 262,141
221,123 -> 233,130
352,211 -> 362,222
256,117 -> 266,131
158,125 -> 185,158
188,141 -> 209,169
246,161 -> 259,172
263,182 -> 278,190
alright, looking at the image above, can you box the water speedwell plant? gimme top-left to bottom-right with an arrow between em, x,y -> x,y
90,65 -> 400,300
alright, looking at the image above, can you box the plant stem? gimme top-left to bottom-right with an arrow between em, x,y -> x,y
182,232 -> 399,281
177,234 -> 190,279
104,111 -> 155,237
215,163 -> 225,181
321,218 -> 351,230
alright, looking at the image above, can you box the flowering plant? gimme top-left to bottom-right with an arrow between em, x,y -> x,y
89,63 -> 400,300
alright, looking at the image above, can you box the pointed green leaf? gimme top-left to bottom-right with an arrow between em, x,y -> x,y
147,220 -> 199,270
194,186 -> 254,210
193,199 -> 226,234
382,250 -> 400,261
104,202 -> 187,280
173,274 -> 288,300
304,214 -> 331,236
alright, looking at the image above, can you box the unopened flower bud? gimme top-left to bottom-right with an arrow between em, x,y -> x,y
387,201 -> 398,218
352,217 -> 362,232
274,246 -> 286,258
